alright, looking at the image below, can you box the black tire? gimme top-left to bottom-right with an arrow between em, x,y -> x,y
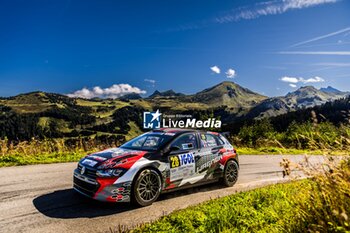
132,168 -> 162,207
222,160 -> 239,187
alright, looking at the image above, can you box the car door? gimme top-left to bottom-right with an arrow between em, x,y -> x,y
195,132 -> 224,180
167,133 -> 199,186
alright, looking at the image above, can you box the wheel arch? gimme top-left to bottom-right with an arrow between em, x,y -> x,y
223,156 -> 239,169
130,164 -> 163,206
130,164 -> 163,190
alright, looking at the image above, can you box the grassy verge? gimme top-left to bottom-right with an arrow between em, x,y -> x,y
131,176 -> 349,232
130,181 -> 311,233
0,152 -> 87,167
128,157 -> 350,233
237,147 -> 349,155
0,138 -> 118,167
0,147 -> 348,167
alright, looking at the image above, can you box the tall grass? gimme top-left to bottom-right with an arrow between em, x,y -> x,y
128,181 -> 312,233
279,111 -> 350,232
125,160 -> 349,232
231,111 -> 350,152
0,137 -> 123,166
298,158 -> 350,232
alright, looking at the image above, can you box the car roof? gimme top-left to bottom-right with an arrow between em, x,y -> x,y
151,128 -> 220,135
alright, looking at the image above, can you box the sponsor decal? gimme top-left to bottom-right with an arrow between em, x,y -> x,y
169,153 -> 195,168
194,151 -> 222,173
197,156 -> 222,172
109,148 -> 138,157
88,155 -> 107,161
143,109 -> 221,129
181,143 -> 193,150
81,159 -> 98,167
169,153 -> 195,181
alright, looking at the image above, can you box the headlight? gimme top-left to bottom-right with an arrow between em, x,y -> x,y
96,168 -> 126,177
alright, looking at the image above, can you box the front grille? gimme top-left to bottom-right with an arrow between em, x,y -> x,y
77,164 -> 97,179
73,175 -> 100,197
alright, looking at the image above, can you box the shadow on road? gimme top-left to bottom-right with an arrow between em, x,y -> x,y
33,182 -> 225,219
33,189 -> 136,219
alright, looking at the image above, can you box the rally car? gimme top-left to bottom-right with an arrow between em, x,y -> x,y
73,128 -> 239,206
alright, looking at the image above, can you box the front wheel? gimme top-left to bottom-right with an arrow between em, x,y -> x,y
222,160 -> 239,187
132,168 -> 161,207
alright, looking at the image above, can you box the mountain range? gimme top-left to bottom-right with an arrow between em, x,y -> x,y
246,86 -> 348,119
1,81 -> 348,119
0,81 -> 348,141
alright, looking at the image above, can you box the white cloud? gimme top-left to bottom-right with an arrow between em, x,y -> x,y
225,68 -> 236,78
210,65 -> 221,74
67,84 -> 146,99
215,0 -> 339,23
144,79 -> 156,84
93,86 -> 104,95
291,26 -> 350,47
301,76 -> 325,83
279,51 -> 350,55
280,76 -> 299,83
68,88 -> 95,99
169,0 -> 339,32
280,76 -> 325,85
289,84 -> 297,88
312,62 -> 350,67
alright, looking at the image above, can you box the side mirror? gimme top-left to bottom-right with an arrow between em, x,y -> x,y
169,146 -> 180,152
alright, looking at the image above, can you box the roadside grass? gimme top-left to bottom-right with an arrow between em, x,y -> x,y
0,143 -> 348,167
128,181 -> 311,233
0,138 -> 119,167
127,128 -> 350,233
237,147 -> 349,155
1,146 -> 347,167
0,152 -> 87,167
126,157 -> 350,233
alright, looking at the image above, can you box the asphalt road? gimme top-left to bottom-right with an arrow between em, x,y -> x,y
0,155 -> 324,233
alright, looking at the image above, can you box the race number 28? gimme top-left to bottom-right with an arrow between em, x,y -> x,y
169,156 -> 180,168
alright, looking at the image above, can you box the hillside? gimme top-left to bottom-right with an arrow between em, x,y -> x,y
0,91 -> 75,113
145,81 -> 266,112
269,95 -> 350,131
0,82 -> 348,142
190,81 -> 267,111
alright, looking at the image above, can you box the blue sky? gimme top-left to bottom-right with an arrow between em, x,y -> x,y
1,0 -> 350,98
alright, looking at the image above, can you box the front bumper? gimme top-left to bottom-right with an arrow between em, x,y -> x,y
73,169 -> 132,202
73,172 -> 100,197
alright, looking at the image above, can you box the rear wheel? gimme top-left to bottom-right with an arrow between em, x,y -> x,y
222,160 -> 239,187
132,168 -> 161,207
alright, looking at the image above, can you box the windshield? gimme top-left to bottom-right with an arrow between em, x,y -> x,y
120,133 -> 173,151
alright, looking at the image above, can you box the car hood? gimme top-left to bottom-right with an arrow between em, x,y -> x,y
79,147 -> 147,169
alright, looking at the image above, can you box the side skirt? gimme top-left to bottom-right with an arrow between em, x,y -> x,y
161,179 -> 220,194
